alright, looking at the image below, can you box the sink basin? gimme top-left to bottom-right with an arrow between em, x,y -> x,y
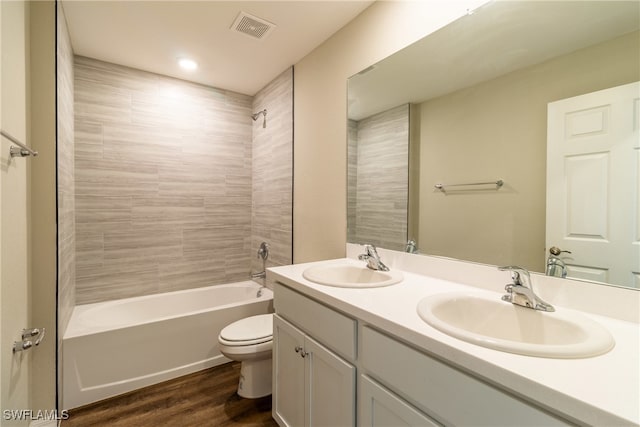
302,264 -> 403,288
417,292 -> 615,358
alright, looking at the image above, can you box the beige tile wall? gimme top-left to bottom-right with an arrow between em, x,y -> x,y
251,68 -> 293,280
348,104 -> 409,251
73,57 -> 292,304
57,2 -> 76,330
347,119 -> 357,244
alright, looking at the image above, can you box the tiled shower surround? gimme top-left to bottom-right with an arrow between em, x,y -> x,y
251,70 -> 293,277
57,2 -> 76,332
348,104 -> 409,251
73,57 -> 292,304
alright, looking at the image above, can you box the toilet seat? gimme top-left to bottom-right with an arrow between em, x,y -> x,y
219,313 -> 273,346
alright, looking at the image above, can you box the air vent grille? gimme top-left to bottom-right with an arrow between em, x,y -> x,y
231,12 -> 276,40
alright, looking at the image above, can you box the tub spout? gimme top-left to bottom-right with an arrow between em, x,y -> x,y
251,271 -> 266,279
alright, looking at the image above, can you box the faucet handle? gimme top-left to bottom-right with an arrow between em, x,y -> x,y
361,244 -> 380,258
358,244 -> 372,261
498,266 -> 531,286
499,266 -> 554,312
257,242 -> 270,260
359,244 -> 389,271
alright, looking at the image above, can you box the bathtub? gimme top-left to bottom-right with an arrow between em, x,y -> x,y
62,281 -> 273,410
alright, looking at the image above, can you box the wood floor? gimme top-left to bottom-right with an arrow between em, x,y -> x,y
61,362 -> 278,427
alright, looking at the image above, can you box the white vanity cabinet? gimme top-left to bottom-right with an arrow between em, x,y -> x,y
361,326 -> 571,426
268,259 -> 637,426
273,281 -> 573,427
359,374 -> 441,427
273,283 -> 356,427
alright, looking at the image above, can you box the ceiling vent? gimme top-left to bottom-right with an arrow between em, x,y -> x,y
231,12 -> 276,40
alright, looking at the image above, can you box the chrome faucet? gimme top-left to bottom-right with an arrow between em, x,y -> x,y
499,266 -> 554,312
358,244 -> 390,271
545,246 -> 571,278
251,242 -> 269,285
405,239 -> 418,254
257,242 -> 269,261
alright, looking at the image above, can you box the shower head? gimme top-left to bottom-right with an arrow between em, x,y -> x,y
251,109 -> 267,128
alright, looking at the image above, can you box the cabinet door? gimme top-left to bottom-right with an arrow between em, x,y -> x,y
306,335 -> 356,427
359,375 -> 440,427
273,315 -> 306,427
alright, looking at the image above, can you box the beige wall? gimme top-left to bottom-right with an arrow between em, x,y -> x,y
1,1 -> 30,422
417,31 -> 640,272
0,0 -> 57,420
1,1 -> 57,420
293,1 -> 487,262
29,0 -> 57,414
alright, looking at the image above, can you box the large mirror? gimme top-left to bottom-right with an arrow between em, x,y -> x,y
347,0 -> 640,289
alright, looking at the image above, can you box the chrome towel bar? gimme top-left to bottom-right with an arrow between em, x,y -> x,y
435,179 -> 503,191
1,129 -> 38,158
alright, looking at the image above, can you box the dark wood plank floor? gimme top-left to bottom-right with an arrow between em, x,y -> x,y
61,362 -> 278,427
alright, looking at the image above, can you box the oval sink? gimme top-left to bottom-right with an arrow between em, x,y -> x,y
417,292 -> 615,358
302,264 -> 403,288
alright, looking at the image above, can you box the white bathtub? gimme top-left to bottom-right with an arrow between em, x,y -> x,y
62,281 -> 273,410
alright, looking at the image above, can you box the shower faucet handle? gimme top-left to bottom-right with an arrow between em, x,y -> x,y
257,242 -> 270,260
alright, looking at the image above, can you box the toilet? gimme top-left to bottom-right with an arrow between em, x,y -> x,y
218,313 -> 273,398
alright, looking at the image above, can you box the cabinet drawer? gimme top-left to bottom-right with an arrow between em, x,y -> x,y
274,282 -> 356,361
362,326 -> 570,426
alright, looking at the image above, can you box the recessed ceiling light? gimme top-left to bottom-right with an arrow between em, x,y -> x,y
178,58 -> 198,71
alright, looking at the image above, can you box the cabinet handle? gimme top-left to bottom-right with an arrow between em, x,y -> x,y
294,345 -> 309,358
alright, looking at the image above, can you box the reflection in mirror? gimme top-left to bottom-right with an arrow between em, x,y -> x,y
347,104 -> 409,251
347,1 -> 640,289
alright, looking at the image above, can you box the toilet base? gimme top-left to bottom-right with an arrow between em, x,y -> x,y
237,357 -> 272,398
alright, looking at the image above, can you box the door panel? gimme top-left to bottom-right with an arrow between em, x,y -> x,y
306,336 -> 355,427
546,81 -> 640,288
273,315 -> 305,427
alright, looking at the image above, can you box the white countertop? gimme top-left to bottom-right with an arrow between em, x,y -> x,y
268,257 -> 640,426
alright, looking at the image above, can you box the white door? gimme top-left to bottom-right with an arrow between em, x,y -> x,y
306,336 -> 355,427
273,315 -> 306,427
1,0 -> 31,417
546,81 -> 640,288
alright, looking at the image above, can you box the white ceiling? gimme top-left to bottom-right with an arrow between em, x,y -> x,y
62,0 -> 374,96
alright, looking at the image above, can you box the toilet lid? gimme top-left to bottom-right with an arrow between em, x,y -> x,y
220,313 -> 273,342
